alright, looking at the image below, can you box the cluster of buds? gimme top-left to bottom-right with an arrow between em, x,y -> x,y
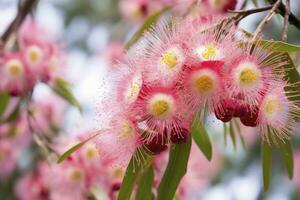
0,18 -> 65,96
95,13 -> 300,166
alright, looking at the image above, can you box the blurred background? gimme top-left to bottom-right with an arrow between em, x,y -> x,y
1,0 -> 300,199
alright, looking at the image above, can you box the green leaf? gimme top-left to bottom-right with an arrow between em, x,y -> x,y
223,123 -> 228,146
252,0 -> 258,7
233,119 -> 246,149
278,139 -> 294,179
125,7 -> 170,49
0,92 -> 10,117
135,164 -> 154,200
57,133 -> 100,163
261,142 -> 272,192
260,40 -> 300,52
5,103 -> 20,123
157,136 -> 192,200
52,78 -> 82,112
191,118 -> 212,161
118,153 -> 152,200
229,121 -> 237,150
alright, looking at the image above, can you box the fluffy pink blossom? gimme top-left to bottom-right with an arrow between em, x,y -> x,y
0,52 -> 30,96
257,82 -> 300,142
15,162 -> 50,200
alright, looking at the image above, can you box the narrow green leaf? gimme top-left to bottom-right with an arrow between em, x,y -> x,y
5,103 -> 20,123
125,7 -> 170,49
233,119 -> 246,149
57,133 -> 100,163
252,0 -> 258,7
278,139 -> 294,179
223,123 -> 228,146
260,40 -> 300,52
52,78 -> 82,112
261,142 -> 272,192
229,121 -> 237,150
191,118 -> 212,161
118,153 -> 152,200
0,92 -> 10,117
135,164 -> 154,200
157,136 -> 192,200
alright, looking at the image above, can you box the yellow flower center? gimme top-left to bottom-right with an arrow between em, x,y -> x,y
113,168 -> 124,178
27,46 -> 42,64
194,75 -> 214,93
120,122 -> 135,138
148,94 -> 174,119
84,145 -> 98,160
151,100 -> 169,117
6,60 -> 24,77
239,68 -> 259,86
125,75 -> 142,104
161,50 -> 179,69
191,70 -> 217,95
196,44 -> 220,60
68,168 -> 84,182
263,98 -> 282,117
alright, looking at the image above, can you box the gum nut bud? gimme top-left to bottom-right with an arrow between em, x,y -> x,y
111,181 -> 121,191
144,134 -> 168,155
170,127 -> 190,144
215,99 -> 234,122
233,103 -> 248,118
223,0 -> 237,11
239,107 -> 259,127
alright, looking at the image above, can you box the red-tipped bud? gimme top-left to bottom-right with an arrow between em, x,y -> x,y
170,127 -> 190,144
144,134 -> 168,155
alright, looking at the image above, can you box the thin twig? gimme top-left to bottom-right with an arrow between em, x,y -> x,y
282,0 -> 290,42
267,0 -> 300,29
252,0 -> 281,42
1,0 -> 38,47
229,6 -> 272,14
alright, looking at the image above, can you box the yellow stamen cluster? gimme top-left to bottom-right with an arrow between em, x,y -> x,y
126,75 -> 142,103
196,44 -> 219,60
83,145 -> 98,160
27,46 -> 42,64
262,98 -> 282,117
239,68 -> 259,86
120,122 -> 134,138
6,60 -> 24,77
194,75 -> 214,94
68,168 -> 84,182
161,50 -> 179,69
149,94 -> 174,119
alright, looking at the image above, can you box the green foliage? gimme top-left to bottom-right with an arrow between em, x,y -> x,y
57,133 -> 100,163
278,139 -> 294,179
52,78 -> 82,112
157,136 -> 192,200
135,163 -> 154,200
118,153 -> 152,200
191,117 -> 212,160
0,92 -> 10,117
261,141 -> 272,192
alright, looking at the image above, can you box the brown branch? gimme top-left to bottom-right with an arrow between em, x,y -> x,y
267,0 -> 300,30
1,0 -> 38,45
252,0 -> 281,42
282,0 -> 290,42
